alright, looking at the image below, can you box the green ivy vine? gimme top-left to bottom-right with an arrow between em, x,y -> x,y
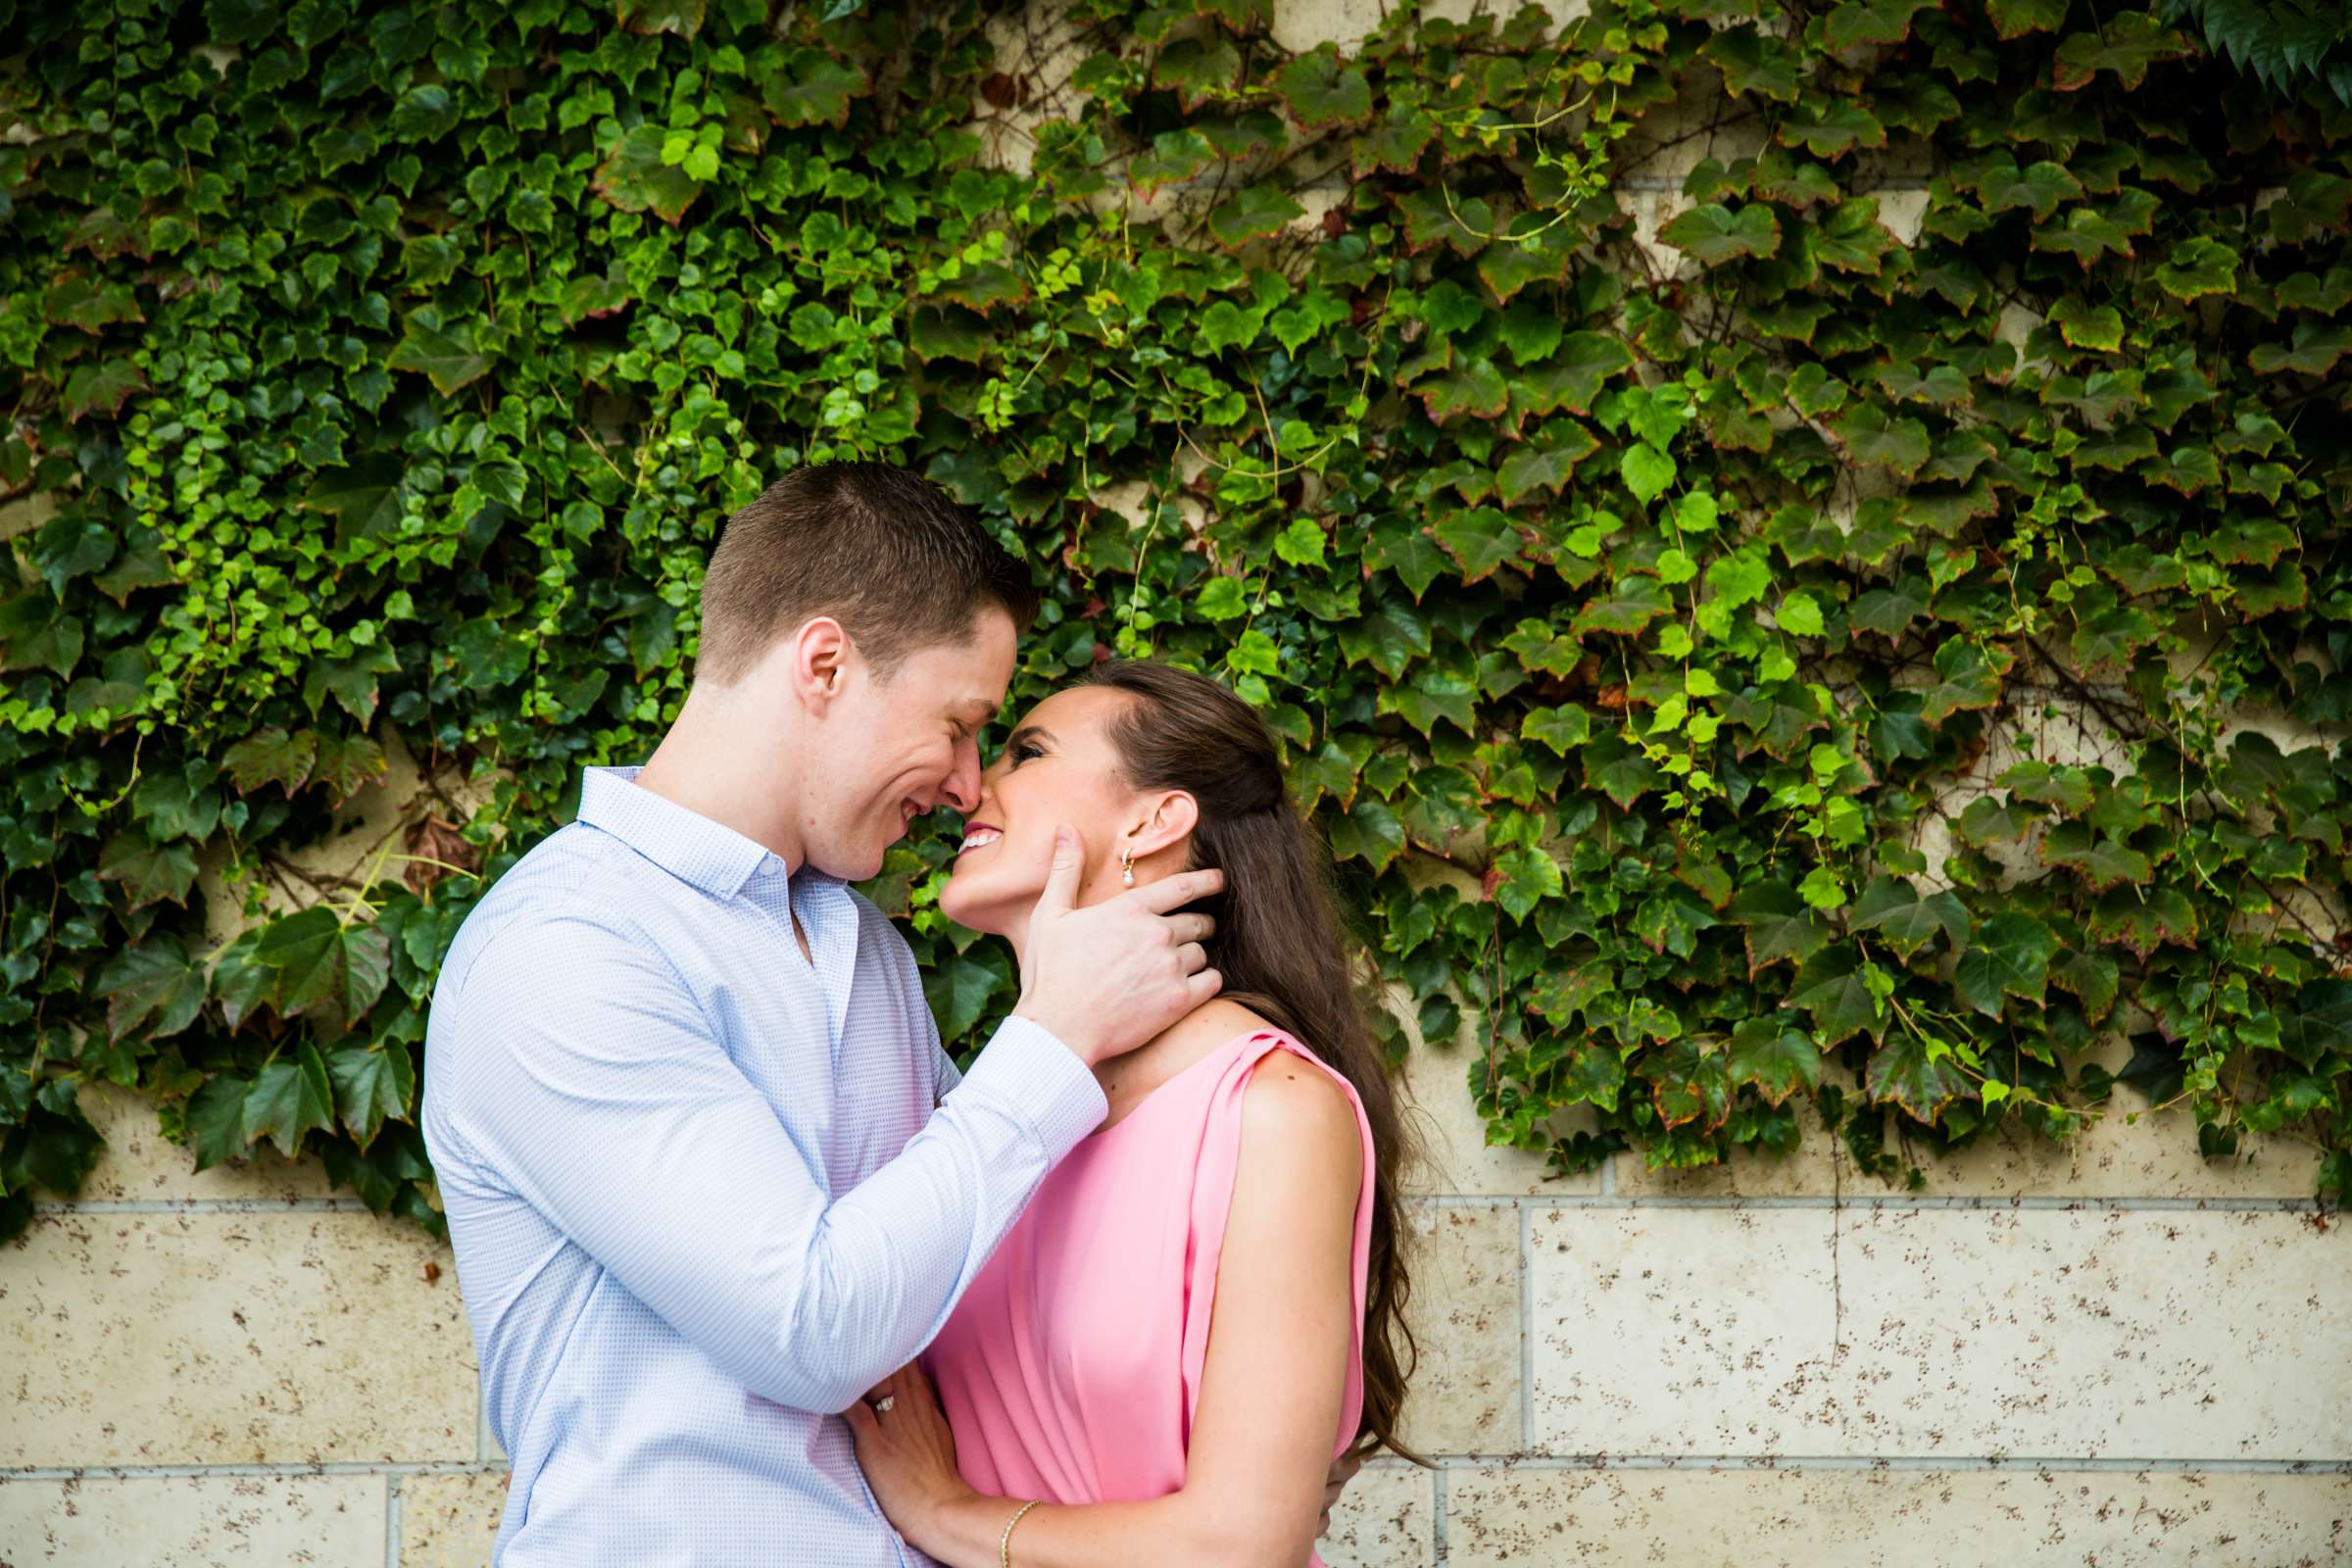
4,0 -> 2349,1244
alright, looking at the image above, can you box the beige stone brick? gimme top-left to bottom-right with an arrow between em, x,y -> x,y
0,1472 -> 386,1566
1528,1206 -> 2350,1459
1273,0 -> 1390,56
1396,1205 -> 1522,1455
1317,1460 -> 1435,1568
4,1212 -> 475,1466
1442,1465 -> 2352,1567
73,1084 -> 339,1204
398,1470 -> 508,1568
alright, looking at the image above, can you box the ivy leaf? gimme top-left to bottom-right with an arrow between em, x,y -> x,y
1582,734 -> 1661,809
1350,104 -> 1434,175
2279,981 -> 2352,1070
1952,911 -> 2060,1018
1847,876 -> 1969,957
1494,420 -> 1599,506
1701,26 -> 1803,100
2049,297 -> 2124,351
386,317 -> 495,396
1779,101 -> 1886,160
1416,356 -> 1509,422
2050,948 -> 2121,1022
92,933 -> 208,1043
1645,1037 -> 1733,1132
1530,960 -> 1616,1024
2153,236 -> 2238,300
98,834 -> 199,911
1821,0 -> 1935,49
1272,43 -> 1371,127
1658,202 -> 1782,266
243,1042 -> 337,1158
1476,225 -> 1576,301
1788,944 -> 1887,1044
1207,183 -> 1305,247
1522,705 -> 1592,756
763,46 -> 869,128
1864,1029 -> 1972,1122
1632,884 -> 1720,956
2052,13 -> 2193,91
1986,0 -> 2069,37
302,456 -> 408,547
1728,1016 -> 1824,1105
1490,847 -> 1564,920
1325,797 -> 1405,873
323,1042 -> 417,1150
1429,509 -> 1522,583
1570,572 -> 1673,637
1812,197 -> 1899,274
252,907 -> 393,1038
188,1074 -> 254,1170
1827,404 -> 1931,475
1152,35 -> 1242,110
1620,442 -> 1677,504
63,358 -> 147,422
592,123 -> 703,224
1513,332 -> 1636,418
1729,883 -> 1830,975
923,944 -> 1011,1042
1917,637 -> 2010,724
1976,156 -> 2082,220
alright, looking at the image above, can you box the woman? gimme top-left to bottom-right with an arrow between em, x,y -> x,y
845,661 -> 1418,1567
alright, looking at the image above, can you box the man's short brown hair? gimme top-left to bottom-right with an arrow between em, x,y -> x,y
696,463 -> 1039,686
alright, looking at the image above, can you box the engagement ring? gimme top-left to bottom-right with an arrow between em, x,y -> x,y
873,1396 -> 896,1413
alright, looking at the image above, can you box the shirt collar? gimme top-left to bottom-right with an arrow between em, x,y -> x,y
575,764 -> 777,900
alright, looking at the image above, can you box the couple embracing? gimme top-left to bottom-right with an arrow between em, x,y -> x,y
421,462 -> 1417,1567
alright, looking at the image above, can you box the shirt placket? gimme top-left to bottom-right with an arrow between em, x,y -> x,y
791,875 -> 859,1065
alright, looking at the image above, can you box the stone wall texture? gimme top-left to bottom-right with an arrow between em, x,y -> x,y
7,1 -> 2352,1563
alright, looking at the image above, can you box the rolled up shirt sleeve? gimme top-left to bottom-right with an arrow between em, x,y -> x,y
432,911 -> 1105,1416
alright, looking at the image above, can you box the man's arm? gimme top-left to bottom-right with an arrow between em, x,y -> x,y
434,910 -> 1101,1416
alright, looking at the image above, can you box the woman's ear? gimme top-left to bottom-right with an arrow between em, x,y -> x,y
1126,789 -> 1200,861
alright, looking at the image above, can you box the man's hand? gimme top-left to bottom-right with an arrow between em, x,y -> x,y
1318,1446 -> 1366,1537
1013,824 -> 1223,1065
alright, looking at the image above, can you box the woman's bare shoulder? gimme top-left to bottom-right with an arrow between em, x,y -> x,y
1238,1049 -> 1361,1190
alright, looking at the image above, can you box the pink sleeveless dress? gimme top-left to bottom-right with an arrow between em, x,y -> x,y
921,1029 -> 1377,1565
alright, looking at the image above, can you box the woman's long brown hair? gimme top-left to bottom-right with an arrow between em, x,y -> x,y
1074,660 -> 1423,1463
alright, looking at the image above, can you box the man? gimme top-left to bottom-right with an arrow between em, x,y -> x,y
421,464 -> 1231,1564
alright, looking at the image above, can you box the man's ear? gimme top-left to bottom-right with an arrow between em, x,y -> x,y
1127,789 -> 1200,860
786,616 -> 852,710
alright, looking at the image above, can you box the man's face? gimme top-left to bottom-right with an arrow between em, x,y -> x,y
797,607 -> 1017,882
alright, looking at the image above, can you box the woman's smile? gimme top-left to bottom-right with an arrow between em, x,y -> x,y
956,823 -> 1003,855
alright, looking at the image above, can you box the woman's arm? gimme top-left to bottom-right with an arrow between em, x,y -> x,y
850,1058 -> 1367,1568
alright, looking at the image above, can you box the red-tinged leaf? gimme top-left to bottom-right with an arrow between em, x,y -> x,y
62,358 -> 147,421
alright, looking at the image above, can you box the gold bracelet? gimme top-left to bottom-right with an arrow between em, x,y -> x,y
998,1498 -> 1041,1568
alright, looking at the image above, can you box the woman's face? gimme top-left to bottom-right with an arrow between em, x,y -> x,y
939,686 -> 1155,935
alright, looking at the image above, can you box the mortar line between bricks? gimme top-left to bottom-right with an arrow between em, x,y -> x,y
4,1461 -> 509,1481
385,1473 -> 401,1568
1400,1194 -> 2323,1212
39,1195 -> 2320,1215
1420,1454 -> 2352,1474
12,1454 -> 2345,1484
1517,1202 -> 1534,1455
1430,1461 -> 1448,1565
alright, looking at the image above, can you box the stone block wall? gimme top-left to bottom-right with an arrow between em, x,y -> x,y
6,1038 -> 2346,1566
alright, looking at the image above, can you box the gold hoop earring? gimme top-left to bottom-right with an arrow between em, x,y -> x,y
1119,849 -> 1135,886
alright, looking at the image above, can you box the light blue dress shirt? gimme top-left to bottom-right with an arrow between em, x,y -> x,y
421,764 -> 1107,1566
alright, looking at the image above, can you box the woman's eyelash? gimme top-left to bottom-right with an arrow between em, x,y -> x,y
1007,740 -> 1042,764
